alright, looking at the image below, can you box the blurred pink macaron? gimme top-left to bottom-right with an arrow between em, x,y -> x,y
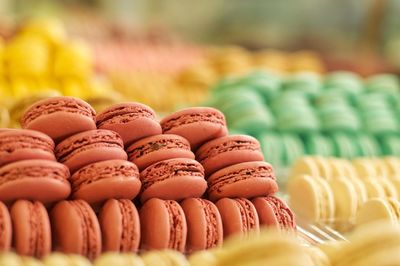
21,96 -> 96,143
96,102 -> 162,146
160,107 -> 228,150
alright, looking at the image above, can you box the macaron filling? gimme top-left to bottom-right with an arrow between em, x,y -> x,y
22,98 -> 95,127
127,138 -> 190,161
97,105 -> 155,127
208,165 -> 275,194
161,112 -> 225,132
164,201 -> 184,250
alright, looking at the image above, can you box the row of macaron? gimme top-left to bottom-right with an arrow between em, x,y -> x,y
0,196 -> 295,260
207,71 -> 400,135
287,156 -> 400,230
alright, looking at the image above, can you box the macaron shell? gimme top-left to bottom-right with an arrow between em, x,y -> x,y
161,107 -> 228,150
216,198 -> 260,239
328,178 -> 357,222
127,134 -> 195,171
356,198 -> 397,226
0,160 -> 71,204
51,200 -> 101,260
96,103 -> 162,146
0,129 -> 56,167
71,160 -> 141,206
181,198 -> 223,252
139,199 -> 187,252
0,202 -> 11,251
11,200 -> 51,257
99,199 -> 140,252
22,97 -> 96,143
196,135 -> 264,176
207,161 -> 278,201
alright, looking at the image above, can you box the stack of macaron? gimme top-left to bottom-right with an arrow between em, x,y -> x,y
288,156 -> 400,230
205,70 -> 400,167
0,95 -> 295,260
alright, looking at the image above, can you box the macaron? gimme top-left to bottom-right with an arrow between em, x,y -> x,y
126,134 -> 195,171
195,135 -> 264,176
70,160 -> 141,206
10,200 -> 51,257
287,175 -> 335,223
180,198 -> 223,252
139,158 -> 207,203
21,96 -> 96,143
0,253 -> 44,266
55,129 -> 127,174
160,107 -> 228,150
99,199 -> 140,252
328,177 -> 358,223
0,129 -> 55,167
216,198 -> 260,239
43,253 -> 92,266
0,159 -> 70,204
207,161 -> 278,202
94,253 -> 144,266
252,196 -> 296,231
0,202 -> 11,252
139,198 -> 187,252
356,198 -> 400,227
51,200 -> 101,260
96,102 -> 162,146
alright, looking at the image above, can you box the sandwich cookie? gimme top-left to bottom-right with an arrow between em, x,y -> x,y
51,200 -> 101,260
252,196 -> 296,231
126,134 -> 194,171
139,158 -> 207,203
0,129 -> 55,167
55,129 -> 127,174
195,135 -> 264,176
139,198 -> 187,252
11,200 -> 51,257
207,161 -> 278,201
356,198 -> 400,226
160,107 -> 228,150
21,96 -> 96,143
0,202 -> 11,252
99,199 -> 140,253
0,159 -> 70,204
216,198 -> 260,239
96,102 -> 162,146
181,198 -> 223,252
70,160 -> 141,207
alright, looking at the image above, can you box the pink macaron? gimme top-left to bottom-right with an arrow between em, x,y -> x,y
139,158 -> 207,203
216,198 -> 260,239
160,107 -> 228,150
126,134 -> 195,171
207,161 -> 279,201
96,102 -> 162,146
196,135 -> 264,176
55,129 -> 127,174
70,160 -> 141,207
0,159 -> 71,204
21,96 -> 96,143
0,129 -> 56,167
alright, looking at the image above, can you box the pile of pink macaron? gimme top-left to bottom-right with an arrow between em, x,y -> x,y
0,96 -> 295,259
